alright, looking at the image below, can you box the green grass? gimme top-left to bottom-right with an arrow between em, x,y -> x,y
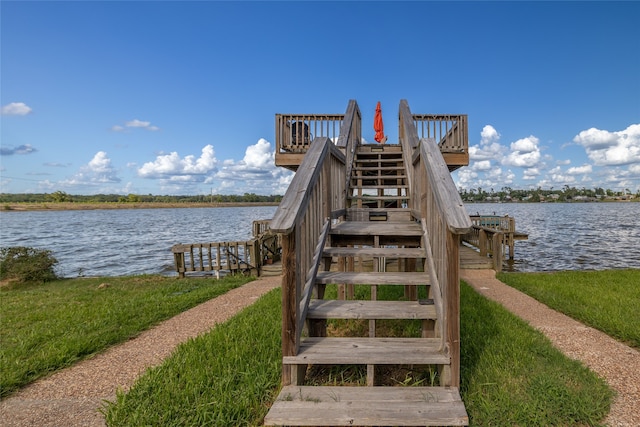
104,283 -> 612,426
460,282 -> 612,426
103,288 -> 282,426
0,274 -> 253,398
497,269 -> 640,349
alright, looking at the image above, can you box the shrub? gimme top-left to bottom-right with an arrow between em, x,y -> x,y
0,246 -> 59,283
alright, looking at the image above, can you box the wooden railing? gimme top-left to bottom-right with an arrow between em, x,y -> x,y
172,240 -> 259,278
461,226 -> 504,272
275,114 -> 345,153
462,215 -> 526,271
172,219 -> 281,278
412,114 -> 468,153
270,135 -> 350,384
400,100 -> 471,388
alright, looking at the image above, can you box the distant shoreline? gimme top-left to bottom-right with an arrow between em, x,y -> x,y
1,202 -> 280,212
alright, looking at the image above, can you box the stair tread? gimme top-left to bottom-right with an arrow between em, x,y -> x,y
349,195 -> 409,200
284,337 -> 448,365
265,385 -> 468,426
323,247 -> 426,257
308,299 -> 436,320
316,271 -> 430,285
331,221 -> 422,236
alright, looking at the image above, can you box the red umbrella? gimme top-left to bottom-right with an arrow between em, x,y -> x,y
374,101 -> 386,144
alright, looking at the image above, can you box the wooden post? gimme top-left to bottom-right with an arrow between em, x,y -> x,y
445,231 -> 461,388
492,232 -> 503,272
281,232 -> 297,385
479,229 -> 487,257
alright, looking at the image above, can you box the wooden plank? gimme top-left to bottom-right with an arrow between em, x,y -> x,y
316,271 -> 430,285
265,386 -> 468,426
283,337 -> 448,365
323,247 -> 426,258
307,299 -> 436,320
331,221 -> 422,236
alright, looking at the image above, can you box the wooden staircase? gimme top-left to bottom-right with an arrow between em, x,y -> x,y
349,145 -> 408,209
265,144 -> 468,426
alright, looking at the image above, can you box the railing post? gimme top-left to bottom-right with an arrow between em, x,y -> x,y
446,231 -> 461,387
281,231 -> 297,385
479,229 -> 487,257
492,232 -> 503,272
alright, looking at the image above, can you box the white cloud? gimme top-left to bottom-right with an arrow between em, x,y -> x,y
566,164 -> 593,175
59,151 -> 121,187
112,118 -> 160,132
573,124 -> 640,166
138,144 -> 218,178
1,102 -> 33,116
213,139 -> 293,194
503,136 -> 541,168
469,125 -> 505,161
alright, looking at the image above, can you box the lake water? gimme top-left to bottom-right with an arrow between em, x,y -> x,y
0,206 -> 277,277
1,203 -> 638,277
465,202 -> 640,272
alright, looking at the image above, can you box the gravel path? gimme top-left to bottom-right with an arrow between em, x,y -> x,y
0,276 -> 282,427
461,269 -> 639,427
1,271 -> 637,426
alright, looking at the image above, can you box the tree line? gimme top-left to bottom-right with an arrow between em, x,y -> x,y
460,185 -> 638,203
1,185 -> 637,205
0,192 -> 283,204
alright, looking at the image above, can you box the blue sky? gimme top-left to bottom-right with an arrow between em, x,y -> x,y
1,1 -> 639,196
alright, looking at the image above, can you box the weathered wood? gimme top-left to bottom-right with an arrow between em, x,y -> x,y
323,247 -> 426,258
265,386 -> 468,427
307,299 -> 437,320
316,271 -> 430,286
284,337 -> 448,365
331,221 -> 422,236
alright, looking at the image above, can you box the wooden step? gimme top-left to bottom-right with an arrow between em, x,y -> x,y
308,299 -> 436,320
265,385 -> 468,426
331,221 -> 422,236
349,195 -> 408,201
283,337 -> 448,365
323,247 -> 426,258
352,185 -> 408,190
316,271 -> 430,286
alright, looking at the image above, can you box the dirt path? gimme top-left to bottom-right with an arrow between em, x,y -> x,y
0,276 -> 282,427
461,269 -> 639,427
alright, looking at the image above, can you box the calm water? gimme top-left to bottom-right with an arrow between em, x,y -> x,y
0,206 -> 277,277
466,202 -> 640,272
1,203 -> 638,277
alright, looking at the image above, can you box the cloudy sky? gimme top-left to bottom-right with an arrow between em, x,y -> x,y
1,1 -> 639,196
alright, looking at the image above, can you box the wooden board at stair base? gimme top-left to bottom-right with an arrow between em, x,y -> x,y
284,337 -> 448,365
265,386 -> 469,426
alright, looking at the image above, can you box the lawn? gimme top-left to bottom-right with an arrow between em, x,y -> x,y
497,268 -> 640,349
0,274 -> 252,397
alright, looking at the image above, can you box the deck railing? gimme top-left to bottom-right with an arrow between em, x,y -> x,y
412,114 -> 468,153
270,136 -> 349,384
400,100 -> 471,388
275,114 -> 345,153
172,219 -> 281,278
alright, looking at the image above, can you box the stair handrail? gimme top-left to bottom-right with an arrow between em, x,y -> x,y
398,99 -> 471,388
336,100 -> 361,194
270,136 -> 346,384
